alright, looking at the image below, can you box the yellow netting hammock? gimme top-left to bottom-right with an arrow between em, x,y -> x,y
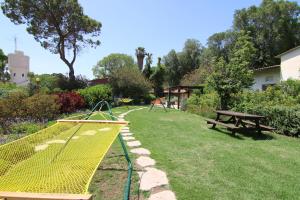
0,119 -> 125,196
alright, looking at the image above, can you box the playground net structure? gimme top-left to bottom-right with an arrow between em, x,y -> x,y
0,105 -> 129,200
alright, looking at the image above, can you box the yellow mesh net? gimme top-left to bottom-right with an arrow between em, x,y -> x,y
0,120 -> 123,195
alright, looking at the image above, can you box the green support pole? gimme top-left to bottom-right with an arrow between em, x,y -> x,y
118,134 -> 132,200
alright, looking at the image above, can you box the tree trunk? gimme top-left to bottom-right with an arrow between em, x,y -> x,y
68,64 -> 76,82
137,56 -> 144,71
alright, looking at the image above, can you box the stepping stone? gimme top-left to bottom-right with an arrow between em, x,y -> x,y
137,171 -> 144,178
136,156 -> 156,167
122,136 -> 135,141
148,190 -> 176,200
130,148 -> 151,155
122,127 -> 130,130
121,133 -> 133,136
127,140 -> 141,147
121,130 -> 130,133
140,167 -> 169,191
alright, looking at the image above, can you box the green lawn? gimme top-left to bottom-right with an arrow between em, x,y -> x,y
125,107 -> 300,200
2,106 -> 299,200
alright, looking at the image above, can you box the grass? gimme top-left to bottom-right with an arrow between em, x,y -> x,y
87,106 -> 144,200
125,107 -> 300,200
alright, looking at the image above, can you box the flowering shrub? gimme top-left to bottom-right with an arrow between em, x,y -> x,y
57,92 -> 85,113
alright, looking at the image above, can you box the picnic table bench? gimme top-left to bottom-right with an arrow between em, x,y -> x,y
207,110 -> 275,134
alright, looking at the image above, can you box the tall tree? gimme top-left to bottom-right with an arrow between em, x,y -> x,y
163,50 -> 181,87
150,57 -> 165,97
233,0 -> 300,67
92,53 -> 135,78
135,47 -> 146,71
143,53 -> 153,79
207,31 -> 238,63
208,32 -> 256,109
1,0 -> 102,81
0,49 -> 10,82
179,39 -> 204,74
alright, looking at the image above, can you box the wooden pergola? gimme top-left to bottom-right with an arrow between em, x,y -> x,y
164,85 -> 205,109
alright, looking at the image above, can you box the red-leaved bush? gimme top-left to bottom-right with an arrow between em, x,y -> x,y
57,92 -> 85,113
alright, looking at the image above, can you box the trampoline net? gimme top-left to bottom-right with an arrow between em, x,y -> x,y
0,119 -> 123,195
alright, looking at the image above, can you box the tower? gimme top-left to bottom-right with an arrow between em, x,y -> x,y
7,38 -> 30,85
8,50 -> 30,85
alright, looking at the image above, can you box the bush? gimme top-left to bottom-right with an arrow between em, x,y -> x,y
232,84 -> 300,137
57,92 -> 85,113
27,73 -> 88,94
0,91 -> 28,134
143,94 -> 156,104
78,85 -> 112,108
10,122 -> 44,135
24,94 -> 60,122
0,83 -> 28,99
186,92 -> 219,118
109,66 -> 151,101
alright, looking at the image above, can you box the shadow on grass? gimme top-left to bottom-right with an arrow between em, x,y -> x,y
211,127 -> 275,140
99,166 -> 140,172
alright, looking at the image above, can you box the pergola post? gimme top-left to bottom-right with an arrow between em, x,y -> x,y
168,88 -> 171,108
177,87 -> 180,109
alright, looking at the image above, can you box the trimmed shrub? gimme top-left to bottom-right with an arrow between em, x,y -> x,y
78,85 -> 112,108
0,91 -> 28,134
57,92 -> 85,113
24,94 -> 60,122
109,66 -> 152,101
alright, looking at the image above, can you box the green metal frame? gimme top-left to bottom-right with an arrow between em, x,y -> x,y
88,101 -> 132,200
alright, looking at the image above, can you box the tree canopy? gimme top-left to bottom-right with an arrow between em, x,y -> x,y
233,0 -> 300,67
1,0 -> 102,81
92,53 -> 135,78
0,49 -> 9,82
150,57 -> 165,97
208,32 -> 256,109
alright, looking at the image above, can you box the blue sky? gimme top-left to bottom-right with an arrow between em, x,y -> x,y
1,0 -> 297,79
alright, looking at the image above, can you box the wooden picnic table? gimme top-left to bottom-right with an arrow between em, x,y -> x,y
207,110 -> 274,134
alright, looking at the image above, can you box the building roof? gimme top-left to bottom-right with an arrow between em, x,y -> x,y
275,45 -> 300,58
253,65 -> 280,72
88,78 -> 109,86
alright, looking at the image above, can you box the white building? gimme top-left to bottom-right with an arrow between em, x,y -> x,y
252,65 -> 281,90
252,46 -> 300,90
8,50 -> 30,85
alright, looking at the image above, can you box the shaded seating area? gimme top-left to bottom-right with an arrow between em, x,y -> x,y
164,85 -> 204,109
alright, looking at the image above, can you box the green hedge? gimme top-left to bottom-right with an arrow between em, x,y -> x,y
234,104 -> 300,137
232,82 -> 300,137
78,85 -> 112,108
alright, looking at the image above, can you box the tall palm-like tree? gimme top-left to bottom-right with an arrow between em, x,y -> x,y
135,47 -> 146,71
143,53 -> 153,79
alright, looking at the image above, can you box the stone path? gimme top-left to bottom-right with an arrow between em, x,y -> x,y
118,108 -> 176,200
